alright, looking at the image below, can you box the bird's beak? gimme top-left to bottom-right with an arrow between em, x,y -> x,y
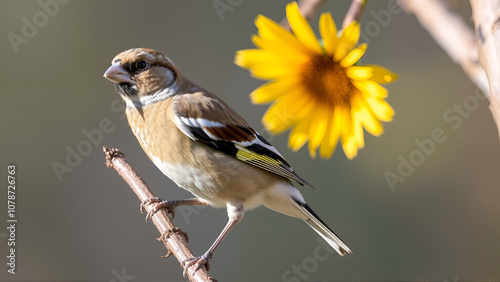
104,63 -> 131,84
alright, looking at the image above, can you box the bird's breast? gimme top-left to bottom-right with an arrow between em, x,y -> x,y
125,101 -> 224,205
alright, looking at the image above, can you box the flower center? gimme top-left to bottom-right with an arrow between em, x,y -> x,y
302,55 -> 353,106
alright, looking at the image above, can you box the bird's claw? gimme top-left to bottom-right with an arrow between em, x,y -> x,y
182,253 -> 212,277
140,197 -> 161,213
140,197 -> 176,221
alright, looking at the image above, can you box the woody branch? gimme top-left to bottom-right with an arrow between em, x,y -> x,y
400,0 -> 500,140
103,147 -> 215,282
470,0 -> 500,140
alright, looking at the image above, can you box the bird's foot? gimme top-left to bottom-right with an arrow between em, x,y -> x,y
140,197 -> 177,221
182,252 -> 212,277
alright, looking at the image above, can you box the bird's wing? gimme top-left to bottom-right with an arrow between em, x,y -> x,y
171,91 -> 313,187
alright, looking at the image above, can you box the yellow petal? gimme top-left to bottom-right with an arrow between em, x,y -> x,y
234,49 -> 270,68
338,105 -> 353,146
288,113 -> 314,151
319,108 -> 339,159
250,79 -> 298,104
251,35 -> 309,63
361,110 -> 383,136
319,13 -> 338,54
342,137 -> 359,160
351,80 -> 388,99
262,87 -> 314,133
346,66 -> 373,80
255,15 -> 308,54
365,96 -> 394,122
351,104 -> 365,148
263,102 -> 296,134
336,105 -> 360,159
286,2 -> 322,54
340,43 -> 367,68
234,49 -> 259,68
364,65 -> 398,84
307,105 -> 329,158
249,61 -> 301,79
352,94 -> 383,136
334,21 -> 360,61
235,49 -> 303,68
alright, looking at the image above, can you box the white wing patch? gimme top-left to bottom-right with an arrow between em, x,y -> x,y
174,116 -> 225,141
173,116 -> 196,140
180,117 -> 224,128
174,115 -> 287,162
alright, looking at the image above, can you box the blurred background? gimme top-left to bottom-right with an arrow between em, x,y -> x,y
1,0 -> 499,281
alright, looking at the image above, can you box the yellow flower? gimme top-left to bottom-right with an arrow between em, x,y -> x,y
235,2 -> 397,159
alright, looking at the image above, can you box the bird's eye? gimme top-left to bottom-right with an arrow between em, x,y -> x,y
135,60 -> 149,71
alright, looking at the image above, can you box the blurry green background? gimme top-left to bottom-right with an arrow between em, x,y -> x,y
1,1 -> 499,281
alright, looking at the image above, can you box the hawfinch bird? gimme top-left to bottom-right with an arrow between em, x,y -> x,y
104,47 -> 351,273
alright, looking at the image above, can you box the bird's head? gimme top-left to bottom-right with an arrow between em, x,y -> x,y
104,48 -> 180,106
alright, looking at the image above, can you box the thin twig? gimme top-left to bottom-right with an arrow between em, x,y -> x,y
470,0 -> 500,140
103,147 -> 216,282
280,0 -> 326,30
342,0 -> 367,28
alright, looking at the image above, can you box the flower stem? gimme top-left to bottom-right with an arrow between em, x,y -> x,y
342,0 -> 368,28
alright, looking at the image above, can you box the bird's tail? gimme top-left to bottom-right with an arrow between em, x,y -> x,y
292,199 -> 352,256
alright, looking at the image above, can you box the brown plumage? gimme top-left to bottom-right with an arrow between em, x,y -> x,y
104,47 -> 352,275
